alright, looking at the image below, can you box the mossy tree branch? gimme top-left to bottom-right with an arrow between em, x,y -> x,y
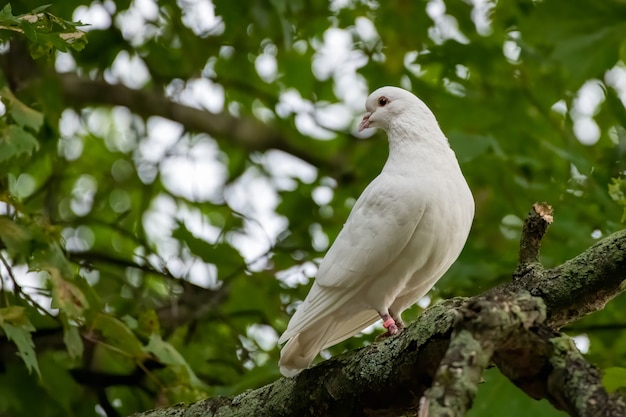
134,204 -> 626,417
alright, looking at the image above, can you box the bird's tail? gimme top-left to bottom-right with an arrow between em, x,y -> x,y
279,333 -> 320,377
279,321 -> 338,377
279,310 -> 379,377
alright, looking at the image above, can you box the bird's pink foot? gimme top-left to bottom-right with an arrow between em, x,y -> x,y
382,316 -> 398,334
376,313 -> 402,340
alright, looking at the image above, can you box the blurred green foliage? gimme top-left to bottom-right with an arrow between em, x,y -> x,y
0,0 -> 625,415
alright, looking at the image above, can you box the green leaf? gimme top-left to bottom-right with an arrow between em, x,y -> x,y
91,313 -> 147,360
31,5 -> 52,14
37,351 -> 84,414
144,334 -> 207,389
0,7 -> 87,58
0,125 -> 39,163
0,4 -> 19,27
0,321 -> 40,377
19,18 -> 38,42
603,367 -> 626,393
550,28 -> 622,87
60,30 -> 87,52
1,87 -> 44,131
522,0 -> 626,87
32,243 -> 73,281
0,3 -> 13,18
62,324 -> 83,359
448,132 -> 504,163
173,223 -> 244,279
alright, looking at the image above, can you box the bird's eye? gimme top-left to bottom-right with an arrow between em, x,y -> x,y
378,97 -> 389,107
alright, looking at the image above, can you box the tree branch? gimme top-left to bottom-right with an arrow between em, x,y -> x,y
133,204 -> 626,417
531,232 -> 626,329
56,73 -> 330,169
1,41 -> 339,171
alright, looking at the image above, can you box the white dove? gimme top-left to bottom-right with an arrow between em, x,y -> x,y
278,86 -> 474,377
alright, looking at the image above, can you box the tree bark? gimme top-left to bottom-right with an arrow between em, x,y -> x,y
133,204 -> 626,416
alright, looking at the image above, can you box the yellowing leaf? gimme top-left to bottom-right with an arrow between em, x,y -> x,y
49,268 -> 88,321
137,309 -> 161,339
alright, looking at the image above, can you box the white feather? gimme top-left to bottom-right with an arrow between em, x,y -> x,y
279,86 -> 474,376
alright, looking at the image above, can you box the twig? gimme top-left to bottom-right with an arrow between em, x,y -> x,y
0,252 -> 7,306
0,252 -> 58,319
544,336 -> 626,416
514,202 -> 553,279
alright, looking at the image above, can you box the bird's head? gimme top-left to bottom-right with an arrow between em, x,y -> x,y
358,86 -> 436,133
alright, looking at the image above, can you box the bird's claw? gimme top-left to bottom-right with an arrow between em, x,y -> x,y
376,314 -> 403,340
376,325 -> 401,341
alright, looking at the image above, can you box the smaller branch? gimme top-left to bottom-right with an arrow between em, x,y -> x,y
96,388 -> 121,417
537,228 -> 626,329
424,328 -> 487,417
514,202 -> 553,279
0,255 -> 7,307
0,252 -> 57,319
68,251 -> 174,279
492,328 -> 626,415
156,281 -> 230,333
424,293 -> 547,416
546,336 -> 626,417
70,358 -> 164,388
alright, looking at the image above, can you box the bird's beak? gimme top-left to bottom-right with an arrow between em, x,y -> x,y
358,112 -> 372,132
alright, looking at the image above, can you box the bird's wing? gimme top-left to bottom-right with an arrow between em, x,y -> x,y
316,174 -> 426,288
321,310 -> 380,348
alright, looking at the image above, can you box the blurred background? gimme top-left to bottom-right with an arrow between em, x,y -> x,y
0,0 -> 625,416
